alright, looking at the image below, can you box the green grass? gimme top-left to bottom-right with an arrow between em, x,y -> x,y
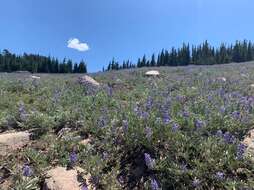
1,62 -> 254,189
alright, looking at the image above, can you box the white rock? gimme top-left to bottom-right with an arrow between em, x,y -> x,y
145,70 -> 160,76
250,84 -> 254,88
0,131 -> 30,155
44,167 -> 92,190
78,75 -> 100,87
31,75 -> 40,79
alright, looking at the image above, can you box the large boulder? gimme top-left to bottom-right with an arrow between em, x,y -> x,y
43,167 -> 92,190
0,131 -> 30,155
145,70 -> 160,77
78,75 -> 100,95
78,75 -> 100,87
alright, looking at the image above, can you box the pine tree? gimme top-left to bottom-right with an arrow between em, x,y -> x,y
247,41 -> 253,61
137,58 -> 142,68
78,60 -> 87,73
141,55 -> 147,67
67,59 -> 73,73
150,54 -> 156,67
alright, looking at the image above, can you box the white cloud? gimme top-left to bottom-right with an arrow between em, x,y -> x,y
67,38 -> 89,52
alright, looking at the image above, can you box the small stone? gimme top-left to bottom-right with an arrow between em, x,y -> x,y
31,75 -> 40,79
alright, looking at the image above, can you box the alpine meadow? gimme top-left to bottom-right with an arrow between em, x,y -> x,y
1,1 -> 254,190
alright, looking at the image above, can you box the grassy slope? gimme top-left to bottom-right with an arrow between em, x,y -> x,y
1,62 -> 254,189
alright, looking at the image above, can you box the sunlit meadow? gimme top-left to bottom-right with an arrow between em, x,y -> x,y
1,62 -> 254,189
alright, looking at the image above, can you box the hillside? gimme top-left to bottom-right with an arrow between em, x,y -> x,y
1,62 -> 254,189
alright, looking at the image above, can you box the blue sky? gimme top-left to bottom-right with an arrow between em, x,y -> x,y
0,0 -> 253,72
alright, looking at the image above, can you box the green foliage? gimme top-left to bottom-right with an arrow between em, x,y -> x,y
105,40 -> 254,71
13,177 -> 40,190
0,50 -> 88,73
1,64 -> 254,189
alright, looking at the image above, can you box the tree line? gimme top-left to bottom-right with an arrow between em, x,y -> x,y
104,59 -> 136,71
0,49 -> 87,73
104,40 -> 254,71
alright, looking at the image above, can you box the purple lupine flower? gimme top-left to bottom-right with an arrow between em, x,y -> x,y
22,164 -> 32,177
141,111 -> 149,119
151,179 -> 159,190
102,151 -> 109,160
208,95 -> 213,101
216,130 -> 223,138
218,88 -> 225,97
145,127 -> 153,140
219,106 -> 226,114
19,102 -> 26,113
69,151 -> 78,164
223,132 -> 235,144
122,120 -> 128,133
231,111 -> 241,120
176,95 -> 185,102
90,175 -> 100,186
117,175 -> 124,185
81,184 -> 88,190
215,172 -> 224,180
182,110 -> 190,118
18,101 -> 27,121
239,97 -> 248,106
195,119 -> 204,129
144,153 -> 155,169
192,178 -> 201,187
107,86 -> 113,97
163,100 -> 171,111
146,96 -> 153,110
98,116 -> 107,128
172,123 -> 179,132
236,143 -> 247,160
230,92 -> 239,98
162,112 -> 171,125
